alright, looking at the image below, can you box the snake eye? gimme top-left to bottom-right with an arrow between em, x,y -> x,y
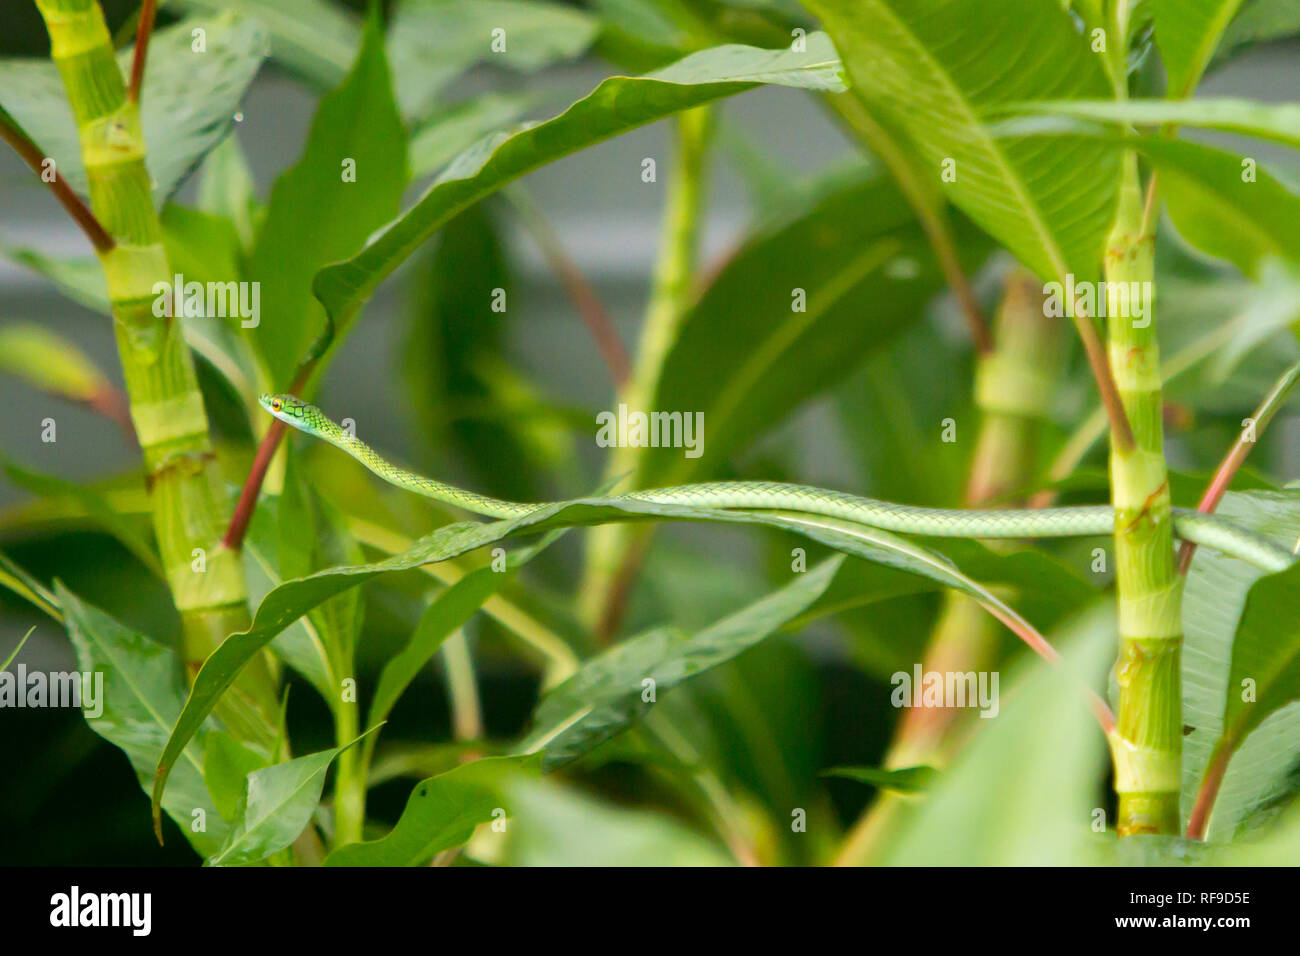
271,398 -> 282,412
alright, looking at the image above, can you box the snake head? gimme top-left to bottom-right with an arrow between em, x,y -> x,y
258,393 -> 308,423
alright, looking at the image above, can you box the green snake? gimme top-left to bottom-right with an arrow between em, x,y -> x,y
261,394 -> 1294,573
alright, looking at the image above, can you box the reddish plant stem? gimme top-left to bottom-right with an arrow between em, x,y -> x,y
0,116 -> 114,253
222,417 -> 287,551
87,384 -> 137,444
1177,360 -> 1300,575
128,0 -> 158,104
1186,737 -> 1232,840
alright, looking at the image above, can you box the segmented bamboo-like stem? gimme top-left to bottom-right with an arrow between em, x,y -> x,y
35,0 -> 276,725
1105,154 -> 1181,835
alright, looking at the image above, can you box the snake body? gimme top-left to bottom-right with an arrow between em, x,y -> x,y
261,394 -> 1294,573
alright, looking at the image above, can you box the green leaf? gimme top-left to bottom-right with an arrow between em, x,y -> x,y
1152,0 -> 1247,97
312,35 -> 845,332
522,556 -> 844,767
502,778 -> 734,865
803,0 -> 1119,283
207,727 -> 378,866
639,169 -> 986,486
0,626 -> 34,673
0,324 -> 112,403
0,12 -> 267,202
2,459 -> 162,578
882,607 -> 1114,864
203,731 -> 269,822
822,765 -> 937,794
1003,97 -> 1300,148
173,0 -> 360,90
197,134 -> 261,251
1182,490 -> 1300,839
150,495 -> 1049,821
324,754 -> 539,866
389,0 -> 599,122
408,92 -> 534,179
1215,0 -> 1300,68
367,532 -> 564,739
54,582 -> 228,857
246,10 -> 407,384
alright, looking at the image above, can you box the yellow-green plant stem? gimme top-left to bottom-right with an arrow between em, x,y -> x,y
579,106 -> 714,635
332,688 -> 364,847
835,271 -> 1061,865
35,0 -> 276,729
1105,153 -> 1181,835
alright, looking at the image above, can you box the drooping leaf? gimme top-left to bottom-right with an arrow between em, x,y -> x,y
246,10 -> 407,384
522,557 -> 844,768
803,0 -> 1120,283
1151,0 -> 1248,97
389,0 -> 600,122
324,754 -> 540,866
206,727 -> 377,866
0,12 -> 267,202
54,582 -> 227,857
311,35 -> 846,332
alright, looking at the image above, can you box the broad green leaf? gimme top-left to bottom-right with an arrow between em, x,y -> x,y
324,755 -> 539,866
1182,490 -> 1300,839
207,728 -> 377,866
152,494 -> 1047,822
0,13 -> 267,202
173,0 -> 359,90
502,778 -> 734,865
822,765 -> 937,794
389,0 -> 599,122
312,35 -> 846,331
988,130 -> 1300,276
882,607 -> 1114,864
1152,0 -> 1247,97
521,557 -> 844,768
0,248 -> 106,312
54,582 -> 228,856
246,11 -> 407,384
639,169 -> 987,486
203,731 -> 269,822
803,0 -> 1120,283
